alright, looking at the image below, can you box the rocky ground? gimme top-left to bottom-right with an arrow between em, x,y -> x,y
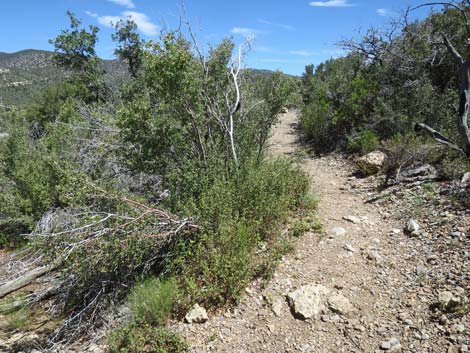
171,111 -> 469,353
1,110 -> 469,352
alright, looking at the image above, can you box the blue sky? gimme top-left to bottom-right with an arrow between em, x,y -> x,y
1,0 -> 431,75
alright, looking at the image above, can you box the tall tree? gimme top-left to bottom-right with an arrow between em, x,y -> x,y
49,11 -> 100,73
112,19 -> 144,78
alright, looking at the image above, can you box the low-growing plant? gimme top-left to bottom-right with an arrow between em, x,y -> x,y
129,277 -> 178,326
291,220 -> 312,237
108,323 -> 188,353
6,308 -> 30,331
348,130 -> 380,155
0,294 -> 31,332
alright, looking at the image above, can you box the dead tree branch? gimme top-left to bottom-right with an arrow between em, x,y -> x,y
414,122 -> 466,154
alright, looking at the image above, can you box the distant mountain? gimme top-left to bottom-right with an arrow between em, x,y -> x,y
0,50 -> 64,106
0,49 -> 288,106
0,49 -> 129,106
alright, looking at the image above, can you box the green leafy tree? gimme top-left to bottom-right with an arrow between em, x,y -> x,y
112,19 -> 144,78
49,11 -> 99,72
49,11 -> 107,103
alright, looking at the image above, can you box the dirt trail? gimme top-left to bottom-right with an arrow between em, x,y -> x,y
174,111 -> 458,353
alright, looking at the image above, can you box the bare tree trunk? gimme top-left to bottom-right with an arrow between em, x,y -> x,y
458,62 -> 470,156
0,266 -> 51,298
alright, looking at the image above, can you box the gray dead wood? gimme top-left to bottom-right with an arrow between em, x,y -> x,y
0,266 -> 50,298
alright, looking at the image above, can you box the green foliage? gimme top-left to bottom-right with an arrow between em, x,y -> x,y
108,323 -> 188,353
168,159 -> 309,308
348,130 -> 380,155
291,216 -> 323,237
0,294 -> 31,331
300,8 -> 463,157
25,81 -> 77,134
49,11 -> 99,72
0,111 -> 70,241
48,11 -> 107,103
4,307 -> 30,331
0,15 -> 310,343
129,277 -> 178,326
118,32 -> 293,178
113,19 -> 144,78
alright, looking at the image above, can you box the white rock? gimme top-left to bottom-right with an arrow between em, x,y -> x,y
343,215 -> 361,224
438,291 -> 461,310
287,284 -> 330,319
461,172 -> 470,183
343,243 -> 356,253
271,299 -> 284,317
331,227 -> 346,237
356,151 -> 386,175
328,294 -> 354,315
185,303 -> 208,323
367,251 -> 381,261
406,219 -> 420,235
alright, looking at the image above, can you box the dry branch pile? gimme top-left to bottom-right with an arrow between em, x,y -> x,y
1,189 -> 198,345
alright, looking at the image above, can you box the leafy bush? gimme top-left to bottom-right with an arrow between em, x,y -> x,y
0,111 -> 72,246
348,130 -> 380,155
0,294 -> 31,331
167,158 -> 310,308
299,8 -> 463,160
108,323 -> 188,353
129,277 -> 178,326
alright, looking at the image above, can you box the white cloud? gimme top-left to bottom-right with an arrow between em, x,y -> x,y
123,11 -> 159,36
107,0 -> 135,9
258,19 -> 294,31
289,50 -> 318,56
231,27 -> 265,38
92,11 -> 159,36
309,0 -> 355,7
97,15 -> 122,27
376,8 -> 396,17
86,10 -> 98,18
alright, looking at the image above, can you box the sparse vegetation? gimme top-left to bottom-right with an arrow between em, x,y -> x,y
108,323 -> 188,353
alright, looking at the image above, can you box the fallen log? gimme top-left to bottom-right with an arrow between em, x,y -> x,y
0,266 -> 50,299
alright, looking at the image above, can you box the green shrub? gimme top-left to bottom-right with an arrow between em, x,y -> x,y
382,134 -> 444,177
168,158 -> 310,309
108,323 -> 188,353
347,130 -> 380,155
129,277 -> 177,326
291,220 -> 311,237
290,217 -> 323,237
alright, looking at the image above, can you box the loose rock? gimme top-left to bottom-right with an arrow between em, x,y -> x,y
343,215 -> 361,224
287,284 -> 330,319
406,219 -> 420,235
328,294 -> 353,315
331,227 -> 346,237
185,304 -> 209,324
356,151 -> 386,175
343,243 -> 356,253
